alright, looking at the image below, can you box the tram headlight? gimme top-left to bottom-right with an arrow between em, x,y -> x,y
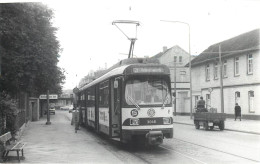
163,117 -> 171,124
130,118 -> 140,125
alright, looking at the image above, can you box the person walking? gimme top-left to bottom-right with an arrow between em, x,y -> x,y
234,103 -> 242,121
72,107 -> 80,133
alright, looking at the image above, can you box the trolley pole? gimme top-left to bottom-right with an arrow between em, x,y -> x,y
112,20 -> 140,58
46,90 -> 51,125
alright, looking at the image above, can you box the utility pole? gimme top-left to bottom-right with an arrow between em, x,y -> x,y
46,90 -> 51,125
174,59 -> 177,116
219,45 -> 224,113
188,25 -> 192,119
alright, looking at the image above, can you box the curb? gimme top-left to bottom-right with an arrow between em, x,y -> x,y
173,122 -> 260,135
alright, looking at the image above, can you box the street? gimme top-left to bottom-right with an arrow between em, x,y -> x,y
12,110 -> 259,164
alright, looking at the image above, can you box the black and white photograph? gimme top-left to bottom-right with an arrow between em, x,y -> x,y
0,0 -> 260,163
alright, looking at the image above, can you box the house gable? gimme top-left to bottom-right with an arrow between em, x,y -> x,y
151,45 -> 190,67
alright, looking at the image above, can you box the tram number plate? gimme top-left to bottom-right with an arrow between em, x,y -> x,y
147,119 -> 156,124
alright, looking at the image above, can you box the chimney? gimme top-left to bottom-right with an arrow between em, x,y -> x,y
163,46 -> 167,53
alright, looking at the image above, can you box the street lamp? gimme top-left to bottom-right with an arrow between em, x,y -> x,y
160,20 -> 193,119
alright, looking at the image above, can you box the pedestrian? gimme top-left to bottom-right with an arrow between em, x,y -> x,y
234,103 -> 242,121
73,107 -> 80,133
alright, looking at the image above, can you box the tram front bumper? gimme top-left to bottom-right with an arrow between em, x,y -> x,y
145,131 -> 163,145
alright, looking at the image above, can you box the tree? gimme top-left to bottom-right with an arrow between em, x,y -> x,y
0,2 -> 65,97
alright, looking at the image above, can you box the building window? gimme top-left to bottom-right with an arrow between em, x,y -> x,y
194,96 -> 199,109
223,60 -> 227,78
206,94 -> 211,108
174,56 -> 177,63
248,91 -> 254,113
234,57 -> 240,76
180,71 -> 186,75
205,64 -> 210,81
179,56 -> 182,63
214,62 -> 218,79
247,54 -> 253,75
235,91 -> 240,104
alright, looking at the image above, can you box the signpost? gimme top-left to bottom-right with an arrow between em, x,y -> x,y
39,92 -> 56,125
46,90 -> 51,125
208,88 -> 213,109
39,94 -> 58,99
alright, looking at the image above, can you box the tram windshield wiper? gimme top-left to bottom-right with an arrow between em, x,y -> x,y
127,95 -> 140,110
162,88 -> 169,109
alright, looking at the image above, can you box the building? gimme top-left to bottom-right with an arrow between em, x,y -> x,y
191,29 -> 260,119
57,90 -> 74,108
151,45 -> 195,114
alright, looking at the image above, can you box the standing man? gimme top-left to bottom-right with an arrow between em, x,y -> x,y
234,103 -> 242,121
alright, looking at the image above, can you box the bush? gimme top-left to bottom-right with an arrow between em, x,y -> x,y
0,92 -> 19,135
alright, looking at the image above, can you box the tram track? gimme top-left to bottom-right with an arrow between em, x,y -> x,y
62,111 -> 259,163
159,144 -> 207,164
160,138 -> 260,163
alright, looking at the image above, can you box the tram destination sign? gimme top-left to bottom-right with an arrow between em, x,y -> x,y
39,94 -> 58,99
132,67 -> 164,73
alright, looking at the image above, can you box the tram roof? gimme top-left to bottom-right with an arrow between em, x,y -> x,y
79,65 -> 128,91
79,63 -> 170,91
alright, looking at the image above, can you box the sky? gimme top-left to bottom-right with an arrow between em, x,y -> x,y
3,0 -> 260,90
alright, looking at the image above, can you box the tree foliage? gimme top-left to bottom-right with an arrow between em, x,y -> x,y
0,2 -> 65,96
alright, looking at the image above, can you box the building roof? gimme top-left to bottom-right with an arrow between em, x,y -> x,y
191,29 -> 260,67
151,52 -> 163,59
151,45 -> 187,59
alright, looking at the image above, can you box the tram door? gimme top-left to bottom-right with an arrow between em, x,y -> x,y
110,77 -> 121,138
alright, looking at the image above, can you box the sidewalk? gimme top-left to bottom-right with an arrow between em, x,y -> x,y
173,115 -> 260,135
7,111 -> 125,163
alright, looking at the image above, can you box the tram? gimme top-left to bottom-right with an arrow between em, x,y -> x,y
76,58 -> 173,146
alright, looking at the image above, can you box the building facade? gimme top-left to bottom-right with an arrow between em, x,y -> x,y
151,45 -> 194,114
191,29 -> 260,119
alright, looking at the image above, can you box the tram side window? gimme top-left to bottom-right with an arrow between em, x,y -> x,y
86,87 -> 95,106
99,80 -> 109,107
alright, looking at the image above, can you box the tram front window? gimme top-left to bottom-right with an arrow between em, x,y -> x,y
125,78 -> 171,106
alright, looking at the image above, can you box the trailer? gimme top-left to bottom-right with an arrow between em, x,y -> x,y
193,112 -> 226,130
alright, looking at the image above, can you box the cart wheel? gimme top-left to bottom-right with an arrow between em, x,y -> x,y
219,121 -> 225,131
195,121 -> 200,129
209,126 -> 214,130
203,122 -> 209,130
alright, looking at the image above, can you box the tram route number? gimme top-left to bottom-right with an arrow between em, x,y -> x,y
147,119 -> 156,124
